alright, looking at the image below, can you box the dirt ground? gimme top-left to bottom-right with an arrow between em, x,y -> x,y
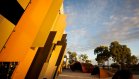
56,68 -> 139,79
56,69 -> 111,79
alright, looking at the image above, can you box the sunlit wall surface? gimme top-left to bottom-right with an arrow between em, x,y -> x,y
0,0 -> 67,79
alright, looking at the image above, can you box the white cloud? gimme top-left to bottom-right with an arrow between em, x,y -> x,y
67,28 -> 89,51
101,8 -> 139,42
135,9 -> 139,16
65,0 -> 139,57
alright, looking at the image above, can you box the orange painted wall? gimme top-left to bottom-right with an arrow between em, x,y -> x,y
52,14 -> 66,43
38,13 -> 66,78
44,45 -> 62,79
17,0 -> 30,9
38,3 -> 66,78
0,0 -> 53,61
58,50 -> 66,73
0,0 -> 66,78
0,15 -> 15,51
32,0 -> 64,47
11,48 -> 38,79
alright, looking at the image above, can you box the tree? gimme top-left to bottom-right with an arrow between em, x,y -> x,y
79,54 -> 88,63
64,55 -> 67,58
95,54 -> 105,65
94,46 -> 110,65
86,60 -> 92,63
109,41 -> 131,69
130,55 -> 138,65
94,41 -> 138,69
67,51 -> 77,64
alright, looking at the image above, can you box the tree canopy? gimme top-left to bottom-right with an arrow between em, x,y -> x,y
130,55 -> 138,65
110,41 -> 131,64
67,51 -> 77,64
79,54 -> 88,63
94,46 -> 110,65
94,41 -> 138,67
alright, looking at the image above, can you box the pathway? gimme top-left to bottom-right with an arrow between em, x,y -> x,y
56,68 -> 139,79
56,68 -> 112,79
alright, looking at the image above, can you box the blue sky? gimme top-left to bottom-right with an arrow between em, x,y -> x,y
64,0 -> 139,61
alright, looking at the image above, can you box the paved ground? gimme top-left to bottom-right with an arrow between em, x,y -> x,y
56,69 -> 111,79
134,75 -> 139,79
56,69 -> 139,79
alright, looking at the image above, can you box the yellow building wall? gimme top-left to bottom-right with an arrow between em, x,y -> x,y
32,0 -> 64,47
17,0 -> 31,9
41,3 -> 66,79
0,0 -> 66,79
0,0 -> 53,61
12,48 -> 38,79
52,14 -> 66,43
58,50 -> 67,74
0,15 -> 15,51
38,62 -> 49,79
38,13 -> 66,79
44,46 -> 62,79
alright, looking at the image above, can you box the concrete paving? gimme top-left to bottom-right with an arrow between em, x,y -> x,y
56,69 -> 139,79
56,69 -> 111,79
133,75 -> 139,79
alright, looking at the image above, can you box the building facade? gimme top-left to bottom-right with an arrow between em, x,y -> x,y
0,0 -> 67,79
